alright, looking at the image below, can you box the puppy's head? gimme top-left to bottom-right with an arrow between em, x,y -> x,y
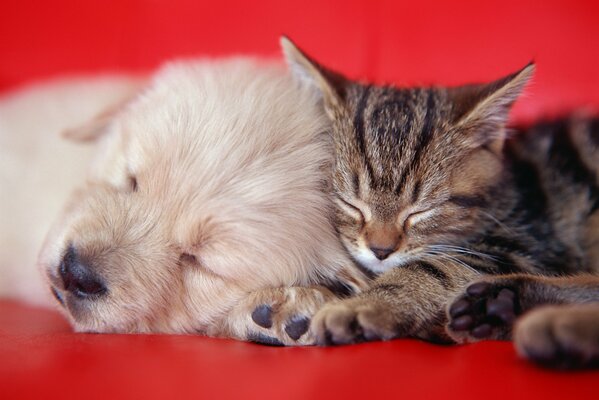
39,60 -> 336,334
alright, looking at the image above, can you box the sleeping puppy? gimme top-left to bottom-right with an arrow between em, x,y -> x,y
38,59 -> 368,345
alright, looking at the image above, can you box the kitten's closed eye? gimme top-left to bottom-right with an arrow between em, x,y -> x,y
334,196 -> 365,222
404,208 -> 436,230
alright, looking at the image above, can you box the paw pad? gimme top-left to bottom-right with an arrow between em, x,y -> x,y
449,283 -> 518,340
251,304 -> 273,329
284,315 -> 310,341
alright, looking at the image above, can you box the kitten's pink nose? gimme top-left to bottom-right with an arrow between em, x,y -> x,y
369,246 -> 394,260
365,223 -> 400,260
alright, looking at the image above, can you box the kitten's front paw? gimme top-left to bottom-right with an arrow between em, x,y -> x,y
514,304 -> 599,369
245,286 -> 335,346
447,279 -> 521,343
311,299 -> 398,345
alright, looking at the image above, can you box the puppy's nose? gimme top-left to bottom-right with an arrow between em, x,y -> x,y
59,247 -> 107,298
370,246 -> 394,260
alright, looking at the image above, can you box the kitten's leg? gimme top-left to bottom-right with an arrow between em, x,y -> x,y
447,273 -> 599,343
312,261 -> 479,345
223,286 -> 336,346
514,303 -> 599,369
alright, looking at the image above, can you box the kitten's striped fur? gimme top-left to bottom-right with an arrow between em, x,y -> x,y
282,38 -> 599,369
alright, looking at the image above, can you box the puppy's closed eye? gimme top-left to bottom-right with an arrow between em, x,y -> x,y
128,176 -> 138,192
179,252 -> 198,265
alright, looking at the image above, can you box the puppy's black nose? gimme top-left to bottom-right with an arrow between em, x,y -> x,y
59,247 -> 107,298
370,246 -> 394,260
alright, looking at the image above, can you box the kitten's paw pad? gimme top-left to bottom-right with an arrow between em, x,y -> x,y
514,306 -> 599,369
246,287 -> 334,346
447,281 -> 519,342
312,301 -> 397,346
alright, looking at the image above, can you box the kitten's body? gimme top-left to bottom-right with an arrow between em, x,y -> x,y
280,38 -> 599,368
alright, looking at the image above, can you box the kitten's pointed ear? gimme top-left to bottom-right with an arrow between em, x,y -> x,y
452,62 -> 535,152
280,36 -> 347,107
62,79 -> 145,142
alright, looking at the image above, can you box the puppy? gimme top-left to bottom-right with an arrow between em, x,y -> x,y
35,59 -> 368,344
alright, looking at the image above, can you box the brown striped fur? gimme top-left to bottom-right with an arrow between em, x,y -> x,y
282,37 -> 599,368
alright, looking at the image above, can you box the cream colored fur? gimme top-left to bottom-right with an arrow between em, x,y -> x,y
5,59 -> 366,342
0,77 -> 140,305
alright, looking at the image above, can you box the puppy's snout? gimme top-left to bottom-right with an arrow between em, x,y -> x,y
59,247 -> 107,298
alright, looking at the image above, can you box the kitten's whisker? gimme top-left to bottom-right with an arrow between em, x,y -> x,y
425,245 -> 499,261
418,250 -> 480,274
479,211 -> 516,235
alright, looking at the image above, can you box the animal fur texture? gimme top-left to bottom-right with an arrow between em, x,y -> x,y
11,58 -> 368,344
279,37 -> 599,369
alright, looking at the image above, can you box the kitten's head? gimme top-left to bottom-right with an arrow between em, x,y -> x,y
282,37 -> 534,273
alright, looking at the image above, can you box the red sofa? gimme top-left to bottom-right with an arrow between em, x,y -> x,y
1,1 -> 598,398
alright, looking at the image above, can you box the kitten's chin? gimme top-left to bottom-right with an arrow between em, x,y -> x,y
350,248 -> 413,274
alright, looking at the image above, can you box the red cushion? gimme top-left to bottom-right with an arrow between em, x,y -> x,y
1,1 -> 598,398
0,301 -> 597,400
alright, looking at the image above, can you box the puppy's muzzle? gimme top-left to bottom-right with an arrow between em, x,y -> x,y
58,246 -> 107,299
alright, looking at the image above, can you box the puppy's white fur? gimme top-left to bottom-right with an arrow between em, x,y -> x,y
19,59 -> 364,339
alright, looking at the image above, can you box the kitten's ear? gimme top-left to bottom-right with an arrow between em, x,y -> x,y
62,79 -> 145,142
280,36 -> 347,107
451,62 -> 535,152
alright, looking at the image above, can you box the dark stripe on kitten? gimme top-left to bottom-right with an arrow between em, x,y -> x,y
352,174 -> 360,197
370,284 -> 405,294
353,85 -> 375,181
507,148 -> 549,223
547,121 -> 599,215
411,180 -> 422,203
482,234 -> 528,254
447,195 -> 487,208
548,121 -> 599,188
395,90 -> 436,194
406,262 -> 450,288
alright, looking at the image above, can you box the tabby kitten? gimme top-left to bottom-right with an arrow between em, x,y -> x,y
282,38 -> 599,369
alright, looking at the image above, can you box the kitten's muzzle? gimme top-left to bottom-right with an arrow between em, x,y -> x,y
58,246 -> 107,299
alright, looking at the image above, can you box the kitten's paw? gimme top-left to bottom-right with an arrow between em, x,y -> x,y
311,299 -> 398,345
447,280 -> 520,343
245,286 -> 335,346
514,304 -> 599,369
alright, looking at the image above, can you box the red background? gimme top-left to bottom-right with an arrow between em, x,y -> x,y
2,0 -> 599,121
1,1 -> 598,399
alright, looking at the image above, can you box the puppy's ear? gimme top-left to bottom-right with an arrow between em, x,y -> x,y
280,36 -> 347,108
62,78 -> 145,142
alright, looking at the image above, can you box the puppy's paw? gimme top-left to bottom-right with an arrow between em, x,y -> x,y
514,304 -> 599,369
447,279 -> 520,343
311,299 -> 398,345
243,286 -> 335,346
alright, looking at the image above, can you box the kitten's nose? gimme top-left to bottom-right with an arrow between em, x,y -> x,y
370,246 -> 394,260
59,247 -> 107,298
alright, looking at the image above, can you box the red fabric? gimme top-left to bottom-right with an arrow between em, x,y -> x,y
0,301 -> 597,400
1,0 -> 599,121
1,1 -> 598,398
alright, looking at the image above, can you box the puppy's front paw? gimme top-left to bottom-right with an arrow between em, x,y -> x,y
447,279 -> 520,343
514,304 -> 599,369
244,286 -> 334,346
311,299 -> 398,345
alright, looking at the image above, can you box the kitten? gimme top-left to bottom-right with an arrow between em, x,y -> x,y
281,38 -> 599,368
